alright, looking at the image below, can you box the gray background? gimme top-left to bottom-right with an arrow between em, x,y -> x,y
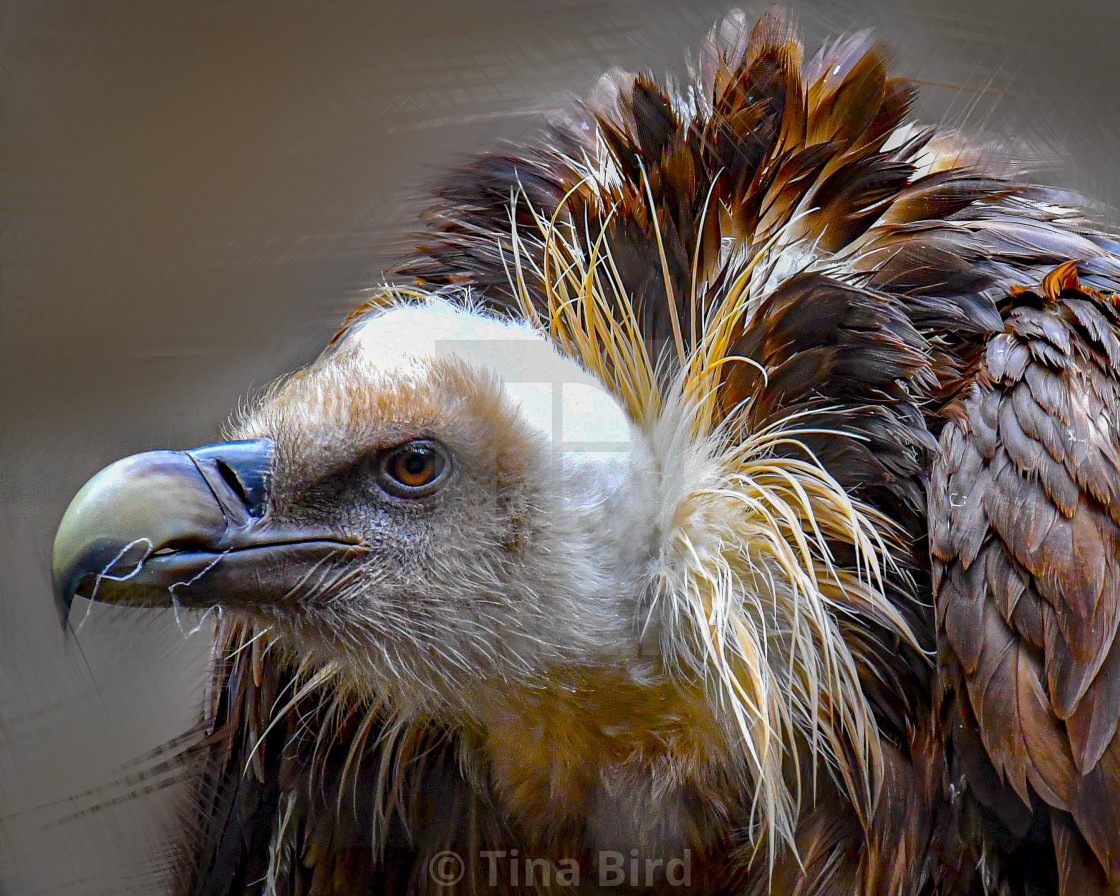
2,0 -> 1118,892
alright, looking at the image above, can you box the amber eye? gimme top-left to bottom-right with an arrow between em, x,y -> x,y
377,440 -> 450,498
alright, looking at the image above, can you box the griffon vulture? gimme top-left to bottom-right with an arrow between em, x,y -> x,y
52,9 -> 1120,896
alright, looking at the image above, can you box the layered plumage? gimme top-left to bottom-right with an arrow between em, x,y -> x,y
52,9 -> 1120,896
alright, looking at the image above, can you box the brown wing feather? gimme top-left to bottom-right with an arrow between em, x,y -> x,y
931,263 -> 1120,893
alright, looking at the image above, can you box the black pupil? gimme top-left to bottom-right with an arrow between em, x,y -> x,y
403,449 -> 430,476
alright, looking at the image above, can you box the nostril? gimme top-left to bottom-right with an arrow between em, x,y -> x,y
187,440 -> 273,519
216,459 -> 251,508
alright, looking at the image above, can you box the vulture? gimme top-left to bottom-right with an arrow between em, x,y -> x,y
52,9 -> 1120,896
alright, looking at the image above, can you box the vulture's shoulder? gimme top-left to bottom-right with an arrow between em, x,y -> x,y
931,262 -> 1120,894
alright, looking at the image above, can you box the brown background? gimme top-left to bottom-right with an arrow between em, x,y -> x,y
2,1 -> 1119,892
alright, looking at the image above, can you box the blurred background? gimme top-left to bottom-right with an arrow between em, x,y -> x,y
2,0 -> 1119,892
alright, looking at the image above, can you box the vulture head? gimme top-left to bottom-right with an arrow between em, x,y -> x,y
56,297 -> 659,718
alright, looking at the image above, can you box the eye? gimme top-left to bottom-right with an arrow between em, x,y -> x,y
377,439 -> 451,498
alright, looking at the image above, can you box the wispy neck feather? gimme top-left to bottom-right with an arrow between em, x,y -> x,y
502,198 -> 924,861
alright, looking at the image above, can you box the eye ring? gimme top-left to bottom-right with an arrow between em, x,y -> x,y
377,439 -> 451,498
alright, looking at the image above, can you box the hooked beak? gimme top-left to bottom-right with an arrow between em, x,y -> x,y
52,439 -> 365,627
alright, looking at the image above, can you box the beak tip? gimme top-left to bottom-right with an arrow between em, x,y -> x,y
52,531 -> 77,631
55,584 -> 74,632
52,544 -> 93,632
